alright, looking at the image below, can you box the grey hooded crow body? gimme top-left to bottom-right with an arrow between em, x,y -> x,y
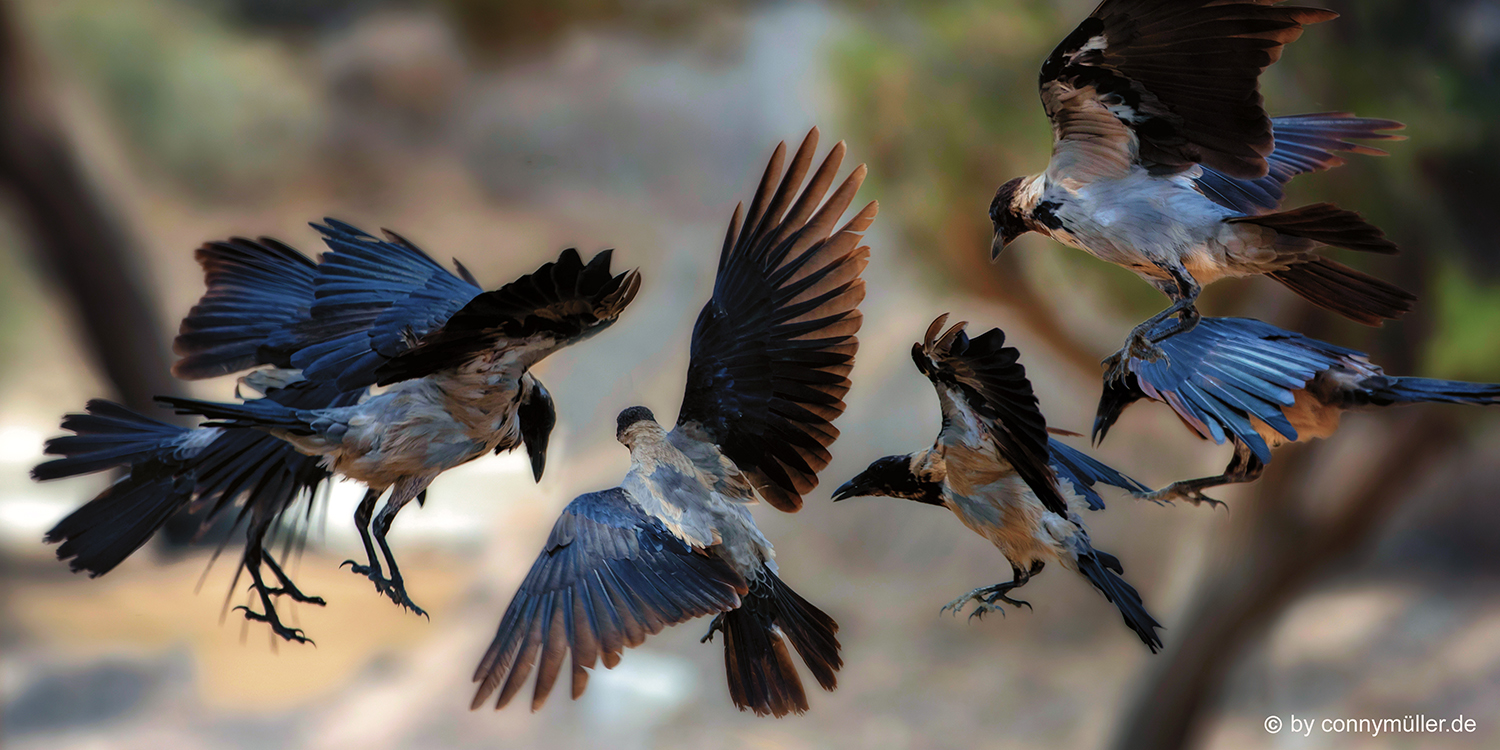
161,221 -> 640,616
1095,317 -> 1500,506
988,0 -> 1411,374
471,128 -> 875,717
834,316 -> 1163,652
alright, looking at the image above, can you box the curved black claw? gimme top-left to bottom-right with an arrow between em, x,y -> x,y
1103,332 -> 1169,383
700,613 -> 726,644
983,590 -> 1032,611
380,576 -> 429,619
343,559 -> 390,594
234,605 -> 314,645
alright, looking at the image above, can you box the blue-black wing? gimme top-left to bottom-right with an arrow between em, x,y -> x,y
1094,317 -> 1361,463
471,488 -> 746,712
674,128 -> 876,512
173,236 -> 319,379
1194,114 -> 1404,215
289,220 -> 484,390
1047,436 -> 1149,511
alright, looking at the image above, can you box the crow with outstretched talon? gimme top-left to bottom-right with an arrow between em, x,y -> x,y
1095,316 -> 1500,507
471,128 -> 874,717
161,222 -> 641,617
834,315 -> 1162,653
988,0 -> 1411,377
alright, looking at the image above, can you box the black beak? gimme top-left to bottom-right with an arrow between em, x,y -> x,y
831,477 -> 864,502
526,442 -> 547,482
990,228 -> 1011,262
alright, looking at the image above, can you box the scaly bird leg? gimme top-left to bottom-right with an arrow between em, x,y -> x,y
342,488 -> 386,591
700,613 -> 726,643
1134,441 -> 1264,509
261,553 -> 326,606
235,525 -> 313,645
942,563 -> 1042,622
368,477 -> 431,618
1104,265 -> 1203,382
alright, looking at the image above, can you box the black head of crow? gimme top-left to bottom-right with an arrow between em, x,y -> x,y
472,127 -> 876,718
832,454 -> 943,506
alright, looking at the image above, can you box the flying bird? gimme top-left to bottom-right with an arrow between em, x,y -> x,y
987,0 -> 1412,373
471,128 -> 875,717
1094,317 -> 1500,506
161,221 -> 641,616
34,242 -> 362,643
833,315 -> 1163,652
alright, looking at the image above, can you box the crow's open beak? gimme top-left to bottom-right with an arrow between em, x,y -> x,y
831,477 -> 863,502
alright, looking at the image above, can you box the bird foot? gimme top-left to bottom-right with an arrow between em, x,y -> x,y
700,613 -> 726,644
342,559 -> 427,617
1132,484 -> 1226,510
941,584 -> 1032,621
1103,331 -> 1169,382
234,604 -> 314,645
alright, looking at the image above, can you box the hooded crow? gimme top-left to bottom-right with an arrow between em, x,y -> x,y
1094,316 -> 1500,506
987,0 -> 1412,373
833,315 -> 1163,652
160,222 -> 641,616
471,128 -> 875,717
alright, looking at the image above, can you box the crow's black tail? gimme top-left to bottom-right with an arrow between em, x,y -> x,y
33,401 -> 200,576
1075,549 -> 1163,653
1267,257 -> 1415,325
717,567 -> 841,717
35,397 -> 335,577
155,396 -> 312,434
1361,376 -> 1500,407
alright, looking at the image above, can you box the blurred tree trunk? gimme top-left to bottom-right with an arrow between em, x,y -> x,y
0,0 -> 178,412
1110,411 -> 1457,750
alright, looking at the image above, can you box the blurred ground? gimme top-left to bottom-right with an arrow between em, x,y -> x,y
1,1 -> 1497,749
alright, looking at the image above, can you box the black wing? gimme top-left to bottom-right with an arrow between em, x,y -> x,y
914,315 -> 1069,517
373,248 -> 641,386
1047,436 -> 1149,511
674,128 -> 877,512
290,219 -> 485,390
1093,317 -> 1359,463
1040,0 -> 1338,181
1195,113 -> 1405,215
172,237 -> 318,379
471,488 -> 746,712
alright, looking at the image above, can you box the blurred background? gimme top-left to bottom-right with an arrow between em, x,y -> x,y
1,0 -> 1497,748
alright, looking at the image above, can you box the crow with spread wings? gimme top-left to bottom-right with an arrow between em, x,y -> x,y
471,128 -> 875,718
155,221 -> 640,618
833,316 -> 1162,652
987,0 -> 1412,376
1094,317 -> 1500,507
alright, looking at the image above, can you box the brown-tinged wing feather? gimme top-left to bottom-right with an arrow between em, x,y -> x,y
1040,0 -> 1339,181
913,316 -> 1068,516
674,128 -> 877,512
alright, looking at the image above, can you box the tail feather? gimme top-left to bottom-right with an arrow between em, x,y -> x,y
1268,257 -> 1415,325
155,396 -> 311,433
1362,376 -> 1500,407
1231,203 -> 1399,255
45,476 -> 194,576
718,568 -> 841,717
1075,549 -> 1163,653
32,400 -> 187,481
